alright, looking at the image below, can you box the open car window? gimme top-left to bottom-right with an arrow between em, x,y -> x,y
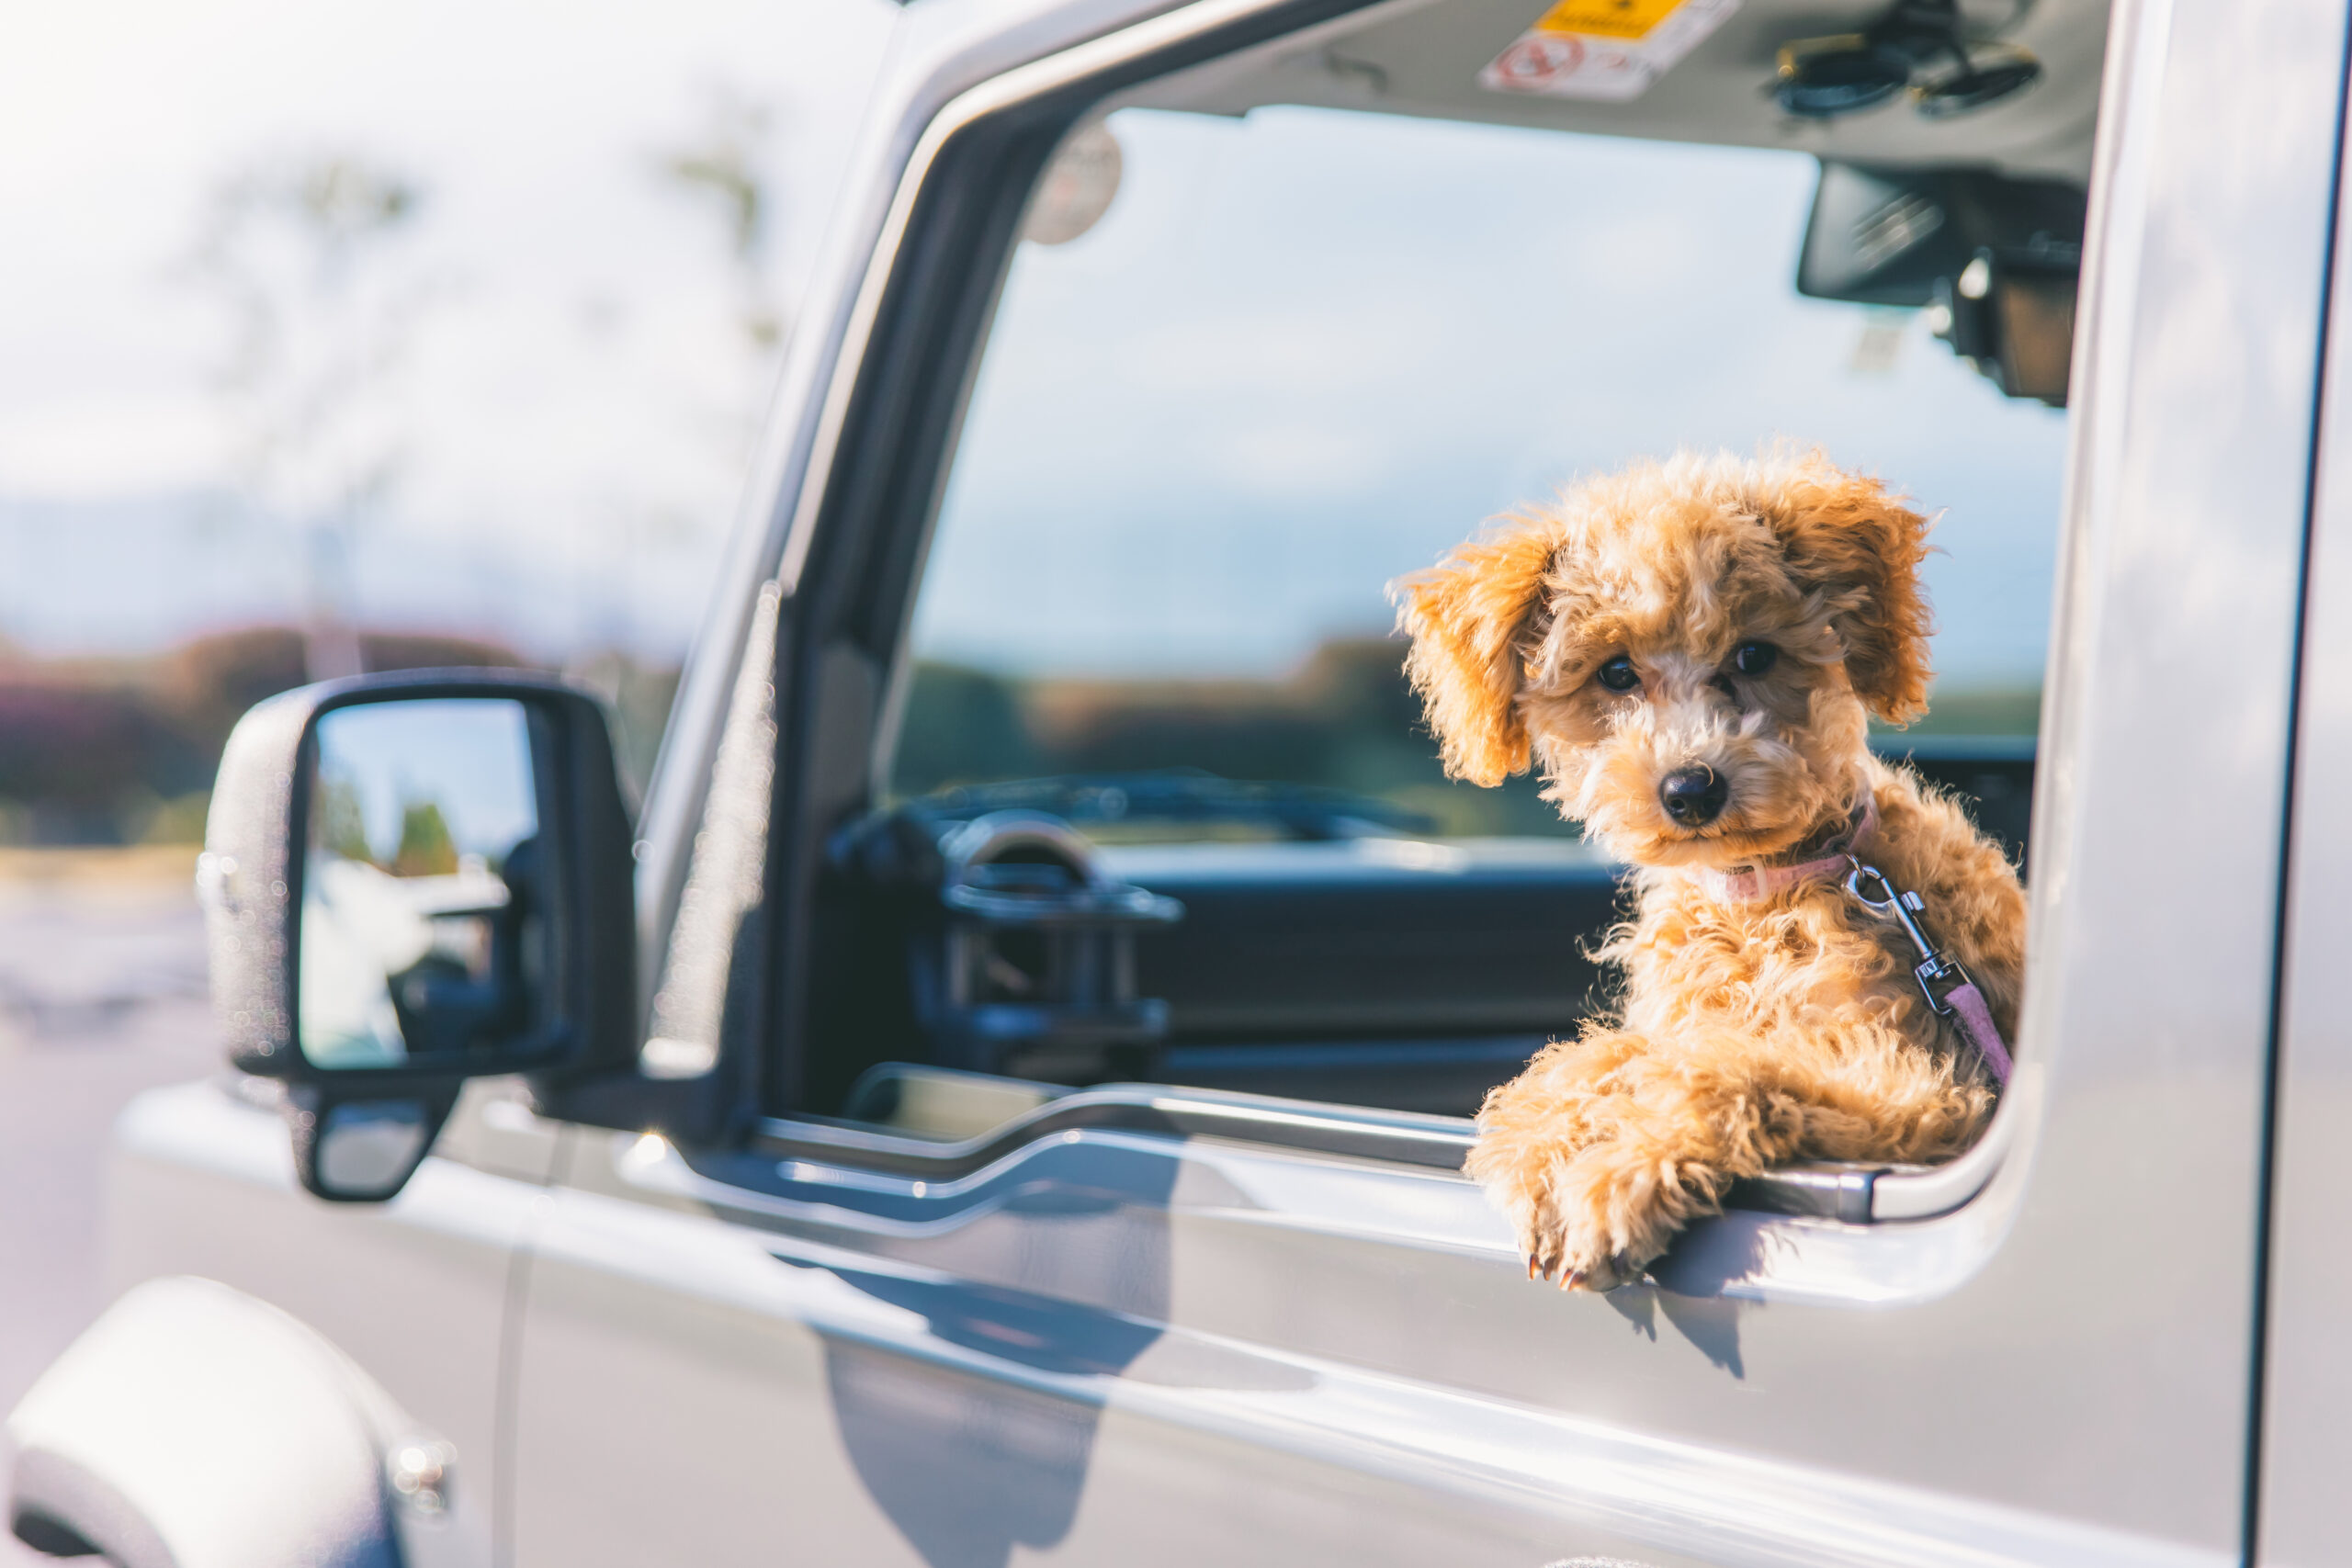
815,0 -> 2093,1135
896,109 -> 2065,830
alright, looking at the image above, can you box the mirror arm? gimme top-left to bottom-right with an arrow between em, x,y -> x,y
528,1072 -> 739,1146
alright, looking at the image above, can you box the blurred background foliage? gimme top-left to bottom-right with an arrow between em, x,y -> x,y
1,0 -> 854,850
893,639 -> 1572,837
0,621 -> 2030,846
0,84 -> 748,846
890,639 -> 2037,839
0,10 -> 2041,851
0,626 -> 674,847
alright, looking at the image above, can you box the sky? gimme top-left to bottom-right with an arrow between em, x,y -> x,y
1,0 -> 899,664
315,697 -> 537,861
6,2 -> 2068,696
914,105 -> 2071,692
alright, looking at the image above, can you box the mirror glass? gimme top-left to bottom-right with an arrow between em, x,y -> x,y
300,698 -> 543,1068
313,1100 -> 437,1196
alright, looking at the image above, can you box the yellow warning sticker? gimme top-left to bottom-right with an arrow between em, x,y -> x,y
1480,0 -> 1738,100
1530,0 -> 1690,41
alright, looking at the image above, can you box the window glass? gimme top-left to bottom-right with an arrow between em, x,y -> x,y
892,104 -> 2066,840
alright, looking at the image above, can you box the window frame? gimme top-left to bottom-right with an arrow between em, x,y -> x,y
740,0 -> 2019,1225
752,0 -> 1404,1125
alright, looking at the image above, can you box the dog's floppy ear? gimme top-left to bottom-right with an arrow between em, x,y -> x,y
1390,513 -> 1560,787
1766,462 -> 1934,724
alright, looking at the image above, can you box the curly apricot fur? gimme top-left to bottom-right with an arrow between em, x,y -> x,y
1393,449 -> 2024,1289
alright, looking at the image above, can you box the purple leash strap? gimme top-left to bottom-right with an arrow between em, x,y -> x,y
1843,857 -> 2014,1089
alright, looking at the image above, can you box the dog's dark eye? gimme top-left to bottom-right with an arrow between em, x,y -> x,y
1733,641 -> 1779,677
1596,655 -> 1640,693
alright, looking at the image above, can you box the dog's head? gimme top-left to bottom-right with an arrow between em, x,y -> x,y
1392,450 -> 1931,868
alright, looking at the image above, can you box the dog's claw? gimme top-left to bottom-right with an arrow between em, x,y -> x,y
1559,1268 -> 1583,1292
1527,1256 -> 1540,1280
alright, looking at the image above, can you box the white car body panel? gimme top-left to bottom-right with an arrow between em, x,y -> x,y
52,0 -> 2352,1562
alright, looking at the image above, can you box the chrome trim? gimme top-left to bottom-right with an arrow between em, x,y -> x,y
1729,1164 -> 1885,1225
755,1084 -> 1476,1177
1869,1093 -> 2015,1220
753,1079 -> 1991,1224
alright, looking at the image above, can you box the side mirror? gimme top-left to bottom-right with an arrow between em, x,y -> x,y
199,671 -> 635,1201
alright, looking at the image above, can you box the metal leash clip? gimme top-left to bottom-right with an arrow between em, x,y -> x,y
1842,856 -> 1971,1017
1842,854 -> 2016,1089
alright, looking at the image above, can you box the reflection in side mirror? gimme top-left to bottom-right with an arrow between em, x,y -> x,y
301,698 -> 546,1071
317,1101 -> 435,1190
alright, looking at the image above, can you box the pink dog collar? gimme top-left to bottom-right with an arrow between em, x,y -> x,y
1693,794 -> 1878,905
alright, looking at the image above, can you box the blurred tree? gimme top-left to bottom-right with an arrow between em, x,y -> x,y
534,83 -> 797,802
0,683 -> 204,844
896,638 -> 1585,838
891,663 -> 1041,796
564,649 -> 681,807
145,626 -> 521,759
660,86 -> 786,357
314,773 -> 375,865
189,152 -> 434,683
0,627 -> 527,847
390,799 -> 458,878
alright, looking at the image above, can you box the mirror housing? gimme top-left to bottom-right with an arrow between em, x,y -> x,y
199,671 -> 637,1201
1928,245 -> 2076,406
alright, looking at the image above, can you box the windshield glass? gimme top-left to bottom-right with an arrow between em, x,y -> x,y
891,101 -> 2068,840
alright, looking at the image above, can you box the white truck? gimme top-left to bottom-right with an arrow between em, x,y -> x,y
14,0 -> 2352,1563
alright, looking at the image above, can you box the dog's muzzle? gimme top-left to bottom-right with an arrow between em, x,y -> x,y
1658,764 -> 1728,827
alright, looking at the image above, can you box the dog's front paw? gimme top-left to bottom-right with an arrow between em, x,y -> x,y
1527,1233 -> 1641,1292
1467,1138 -> 1637,1292
1466,1034 -> 1705,1292
1472,1132 -> 1693,1293
1522,1189 -> 1646,1293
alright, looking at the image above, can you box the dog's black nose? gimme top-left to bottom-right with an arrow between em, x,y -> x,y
1659,765 -> 1728,827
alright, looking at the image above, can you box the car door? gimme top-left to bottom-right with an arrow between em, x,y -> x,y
104,1077 -> 562,1568
507,0 -> 2348,1562
2252,60 -> 2352,1566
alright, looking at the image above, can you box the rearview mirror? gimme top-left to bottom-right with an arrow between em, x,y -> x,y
200,671 -> 636,1201
1797,161 -> 2083,406
1927,245 -> 2076,406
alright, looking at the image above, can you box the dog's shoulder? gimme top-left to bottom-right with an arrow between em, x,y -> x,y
1867,761 -> 2024,907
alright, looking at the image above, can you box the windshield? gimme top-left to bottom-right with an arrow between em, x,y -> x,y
889,100 -> 2069,840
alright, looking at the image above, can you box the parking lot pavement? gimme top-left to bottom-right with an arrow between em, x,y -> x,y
0,852 -> 217,1565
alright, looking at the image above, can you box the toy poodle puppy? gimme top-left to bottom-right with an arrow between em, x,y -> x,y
1393,449 -> 2025,1291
